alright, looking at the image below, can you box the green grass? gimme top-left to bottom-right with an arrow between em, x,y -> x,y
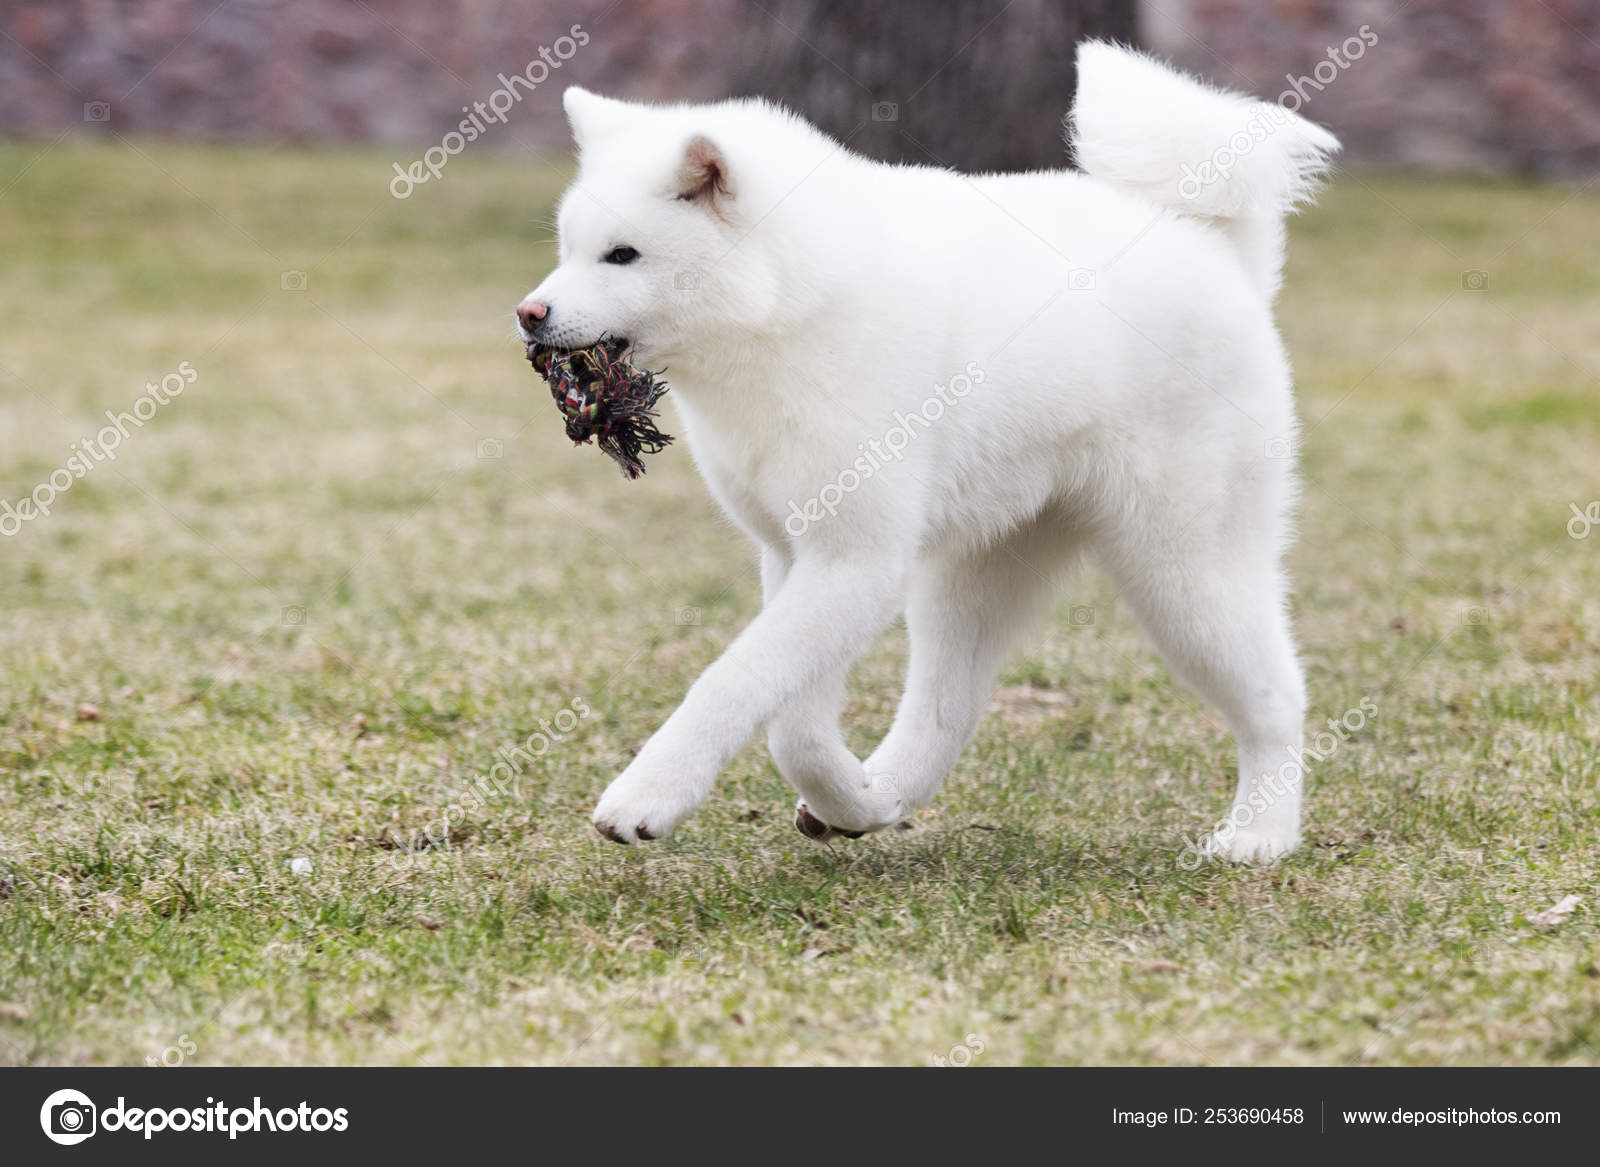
1,139 -> 1598,1065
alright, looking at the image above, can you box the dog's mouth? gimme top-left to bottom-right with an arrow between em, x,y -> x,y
523,336 -> 631,361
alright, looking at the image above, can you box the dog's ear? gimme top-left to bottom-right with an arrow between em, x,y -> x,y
674,135 -> 732,206
563,87 -> 629,148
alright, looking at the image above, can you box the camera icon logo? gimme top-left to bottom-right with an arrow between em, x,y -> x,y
1462,606 -> 1489,627
1068,604 -> 1096,627
476,437 -> 504,460
1461,269 -> 1489,291
1263,436 -> 1295,460
280,604 -> 307,627
40,1088 -> 97,1145
675,606 -> 702,626
870,101 -> 899,123
83,102 -> 111,123
280,270 -> 308,292
674,270 -> 701,290
1068,267 -> 1097,291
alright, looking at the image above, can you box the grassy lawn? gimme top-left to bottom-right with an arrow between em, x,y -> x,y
1,137 -> 1597,1066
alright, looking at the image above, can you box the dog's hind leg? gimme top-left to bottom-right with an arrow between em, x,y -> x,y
1094,487 -> 1308,863
803,516 -> 1073,835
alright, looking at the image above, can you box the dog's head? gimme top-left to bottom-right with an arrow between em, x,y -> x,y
516,89 -> 829,365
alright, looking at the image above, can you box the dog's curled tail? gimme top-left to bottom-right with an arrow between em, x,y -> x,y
1068,40 -> 1340,302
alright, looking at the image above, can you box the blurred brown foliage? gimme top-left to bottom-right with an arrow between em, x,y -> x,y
2,0 -> 1596,177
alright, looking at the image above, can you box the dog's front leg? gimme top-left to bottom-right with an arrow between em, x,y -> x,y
592,554 -> 904,843
757,546 -> 882,832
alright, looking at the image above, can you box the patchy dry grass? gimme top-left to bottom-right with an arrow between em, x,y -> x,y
0,139 -> 1597,1065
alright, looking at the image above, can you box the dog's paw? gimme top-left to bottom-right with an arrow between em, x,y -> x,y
789,765 -> 909,843
794,802 -> 866,842
592,815 -> 658,845
1205,826 -> 1300,864
591,767 -> 697,845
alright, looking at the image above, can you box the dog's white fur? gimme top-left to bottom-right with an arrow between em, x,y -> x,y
518,42 -> 1340,860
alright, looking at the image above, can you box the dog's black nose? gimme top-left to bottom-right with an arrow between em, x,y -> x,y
517,298 -> 549,331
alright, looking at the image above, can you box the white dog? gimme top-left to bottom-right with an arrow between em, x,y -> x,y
516,42 -> 1339,861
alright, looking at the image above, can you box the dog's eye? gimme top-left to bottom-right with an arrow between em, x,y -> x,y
603,246 -> 640,265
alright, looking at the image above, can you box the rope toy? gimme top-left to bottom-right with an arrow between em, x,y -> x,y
526,338 -> 673,480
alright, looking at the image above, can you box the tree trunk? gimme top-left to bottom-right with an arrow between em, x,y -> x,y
730,0 -> 1140,172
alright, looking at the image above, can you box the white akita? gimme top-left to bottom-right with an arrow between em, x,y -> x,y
516,41 -> 1339,861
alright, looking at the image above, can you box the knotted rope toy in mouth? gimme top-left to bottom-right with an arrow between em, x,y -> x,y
526,338 -> 673,479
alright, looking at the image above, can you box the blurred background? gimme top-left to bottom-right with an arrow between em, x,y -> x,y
4,0 -> 1599,175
